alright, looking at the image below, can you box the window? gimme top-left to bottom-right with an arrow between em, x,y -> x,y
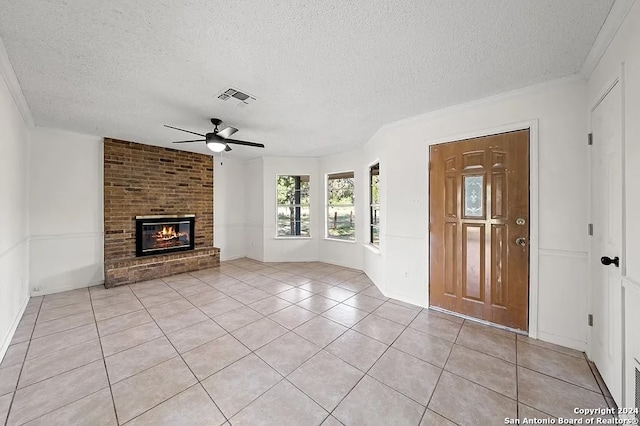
277,175 -> 310,237
369,163 -> 380,246
326,171 -> 355,241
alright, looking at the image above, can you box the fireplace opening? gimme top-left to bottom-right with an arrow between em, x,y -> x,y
135,215 -> 195,257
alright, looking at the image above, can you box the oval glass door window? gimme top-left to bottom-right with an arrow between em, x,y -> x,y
464,175 -> 484,217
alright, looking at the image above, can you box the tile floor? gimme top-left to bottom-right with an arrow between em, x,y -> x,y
0,258 -> 615,425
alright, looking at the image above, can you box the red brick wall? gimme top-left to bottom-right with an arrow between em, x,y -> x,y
104,139 -> 214,261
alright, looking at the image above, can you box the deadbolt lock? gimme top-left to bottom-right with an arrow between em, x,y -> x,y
515,237 -> 527,247
516,218 -> 526,226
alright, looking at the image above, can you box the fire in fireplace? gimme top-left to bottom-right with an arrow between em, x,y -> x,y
135,215 -> 195,257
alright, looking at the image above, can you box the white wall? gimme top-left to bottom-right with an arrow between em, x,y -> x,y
587,0 -> 640,409
214,156 -> 247,260
0,70 -> 30,360
362,77 -> 590,350
28,128 -> 104,295
245,158 -> 264,261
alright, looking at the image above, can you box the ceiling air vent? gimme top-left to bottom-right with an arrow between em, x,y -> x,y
217,87 -> 257,106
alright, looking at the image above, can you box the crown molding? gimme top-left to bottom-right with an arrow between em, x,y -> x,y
580,0 -> 637,78
0,35 -> 35,128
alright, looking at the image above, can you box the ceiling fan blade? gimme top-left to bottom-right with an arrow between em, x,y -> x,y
172,139 -> 205,143
224,145 -> 232,152
217,126 -> 239,139
224,138 -> 265,148
164,125 -> 205,137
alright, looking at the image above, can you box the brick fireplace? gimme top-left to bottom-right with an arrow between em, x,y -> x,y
103,139 -> 219,287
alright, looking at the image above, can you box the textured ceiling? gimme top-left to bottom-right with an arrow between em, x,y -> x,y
0,1 -> 614,158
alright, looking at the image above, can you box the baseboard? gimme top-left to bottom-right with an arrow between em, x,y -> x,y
0,295 -> 30,364
31,279 -> 105,297
536,330 -> 588,352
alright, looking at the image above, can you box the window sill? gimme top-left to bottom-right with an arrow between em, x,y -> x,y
364,244 -> 380,255
274,236 -> 312,240
324,238 -> 357,244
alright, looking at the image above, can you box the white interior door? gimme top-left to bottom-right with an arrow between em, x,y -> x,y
590,81 -> 623,404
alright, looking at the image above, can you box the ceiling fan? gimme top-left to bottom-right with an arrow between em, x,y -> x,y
165,118 -> 265,153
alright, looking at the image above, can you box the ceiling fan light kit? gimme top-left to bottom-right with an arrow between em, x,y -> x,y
164,118 -> 265,153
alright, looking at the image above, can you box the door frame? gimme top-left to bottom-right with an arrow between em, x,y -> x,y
587,67 -> 627,404
425,119 -> 540,337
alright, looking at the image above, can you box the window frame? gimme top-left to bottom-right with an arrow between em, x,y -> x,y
369,163 -> 380,247
275,174 -> 311,238
325,170 -> 356,242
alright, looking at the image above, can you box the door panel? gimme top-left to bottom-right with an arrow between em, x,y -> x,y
430,129 -> 529,330
590,82 -> 623,404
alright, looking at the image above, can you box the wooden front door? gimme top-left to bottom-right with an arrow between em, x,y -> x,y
429,129 -> 530,330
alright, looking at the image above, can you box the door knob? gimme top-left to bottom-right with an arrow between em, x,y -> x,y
515,237 -> 527,247
600,256 -> 619,267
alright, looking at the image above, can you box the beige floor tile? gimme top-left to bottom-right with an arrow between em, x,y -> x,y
185,289 -> 228,307
298,281 -> 334,294
334,375 -> 424,426
89,285 -> 133,300
105,337 -> 177,384
214,306 -> 263,332
96,309 -> 153,337
456,325 -> 516,363
175,282 -> 215,297
353,314 -> 406,344
198,297 -> 243,317
409,312 -> 462,342
420,409 -> 457,425
280,274 -> 312,286
360,285 -> 388,300
183,334 -> 250,380
517,367 -> 607,419
342,294 -> 386,312
277,287 -> 314,303
166,320 -> 227,354
326,330 -> 388,372
27,323 -> 98,360
268,305 -> 316,329
321,415 -> 344,426
100,321 -> 163,356
127,384 -> 225,426
289,350 -> 364,411
369,347 -> 442,405
0,342 -> 28,368
93,299 -> 144,322
232,288 -> 271,305
155,307 -> 208,334
517,341 -> 599,392
372,302 -> 420,326
0,393 -> 12,425
19,339 -> 103,389
392,327 -> 453,368
255,332 -> 320,375
294,316 -> 348,347
296,295 -> 339,314
90,292 -> 138,309
40,291 -> 90,311
336,279 -> 372,293
201,354 -> 281,418
219,282 -> 255,296
444,344 -> 517,399
23,388 -> 117,426
111,357 -> 197,424
322,304 -> 368,327
429,371 -> 516,425
36,302 -> 92,323
232,318 -> 288,350
249,296 -> 292,315
517,334 -> 585,359
0,364 -> 21,396
319,287 -> 356,302
146,298 -> 194,320
423,308 -> 465,324
256,280 -> 295,295
8,360 -> 108,426
519,403 -> 555,422
9,323 -> 34,345
231,380 -> 326,426
32,311 -> 95,339
463,320 -> 516,339
138,290 -> 183,308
